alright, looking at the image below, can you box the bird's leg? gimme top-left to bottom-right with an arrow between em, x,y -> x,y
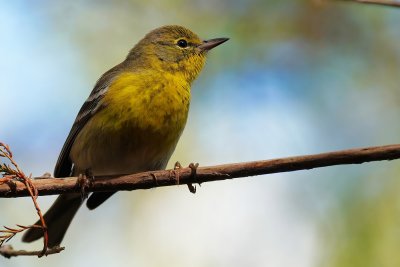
171,161 -> 182,185
171,161 -> 199,193
174,161 -> 182,170
85,168 -> 95,184
187,162 -> 199,194
77,169 -> 94,201
77,174 -> 88,201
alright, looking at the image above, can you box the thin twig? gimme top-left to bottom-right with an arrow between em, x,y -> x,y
0,144 -> 399,198
0,245 -> 64,258
0,225 -> 39,246
340,0 -> 400,7
0,143 -> 48,256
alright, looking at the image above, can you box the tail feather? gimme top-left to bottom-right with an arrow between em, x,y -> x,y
22,194 -> 82,247
86,192 -> 115,210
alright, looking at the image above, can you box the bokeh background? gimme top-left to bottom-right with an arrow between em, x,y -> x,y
2,0 -> 400,266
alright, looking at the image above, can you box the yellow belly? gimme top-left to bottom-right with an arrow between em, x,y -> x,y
70,71 -> 191,175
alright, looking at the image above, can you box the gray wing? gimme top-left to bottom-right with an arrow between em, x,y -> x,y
54,64 -> 124,178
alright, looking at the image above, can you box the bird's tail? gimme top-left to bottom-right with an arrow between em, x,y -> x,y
22,193 -> 82,247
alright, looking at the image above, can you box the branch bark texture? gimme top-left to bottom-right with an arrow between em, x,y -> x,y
1,144 -> 400,198
344,0 -> 400,7
0,245 -> 64,258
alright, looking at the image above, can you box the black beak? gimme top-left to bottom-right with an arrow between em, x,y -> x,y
197,37 -> 229,51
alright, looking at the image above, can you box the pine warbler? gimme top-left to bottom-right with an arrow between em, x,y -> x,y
22,25 -> 228,247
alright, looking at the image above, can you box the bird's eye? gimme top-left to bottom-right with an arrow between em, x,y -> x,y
177,39 -> 188,48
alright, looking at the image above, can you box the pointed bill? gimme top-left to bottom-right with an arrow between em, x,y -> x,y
197,38 -> 229,51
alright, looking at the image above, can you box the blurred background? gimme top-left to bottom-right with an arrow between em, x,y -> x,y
1,0 -> 400,266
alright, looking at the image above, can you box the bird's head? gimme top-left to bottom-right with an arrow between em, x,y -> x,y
127,25 -> 228,83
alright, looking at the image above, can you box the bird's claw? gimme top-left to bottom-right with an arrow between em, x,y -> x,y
78,169 -> 94,201
170,161 -> 182,185
187,162 -> 199,194
171,161 -> 199,193
174,161 -> 182,170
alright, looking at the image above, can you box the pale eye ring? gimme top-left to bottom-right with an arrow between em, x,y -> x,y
177,39 -> 188,48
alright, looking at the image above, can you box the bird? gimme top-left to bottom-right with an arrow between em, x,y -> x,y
22,25 -> 228,247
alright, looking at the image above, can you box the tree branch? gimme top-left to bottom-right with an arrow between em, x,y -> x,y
0,245 -> 64,258
341,0 -> 400,7
1,144 -> 400,198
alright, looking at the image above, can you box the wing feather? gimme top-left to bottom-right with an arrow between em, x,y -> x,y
54,63 -> 126,177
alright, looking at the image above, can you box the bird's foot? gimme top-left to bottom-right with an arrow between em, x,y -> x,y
170,161 -> 183,185
78,169 -> 94,200
170,161 -> 199,193
187,162 -> 199,194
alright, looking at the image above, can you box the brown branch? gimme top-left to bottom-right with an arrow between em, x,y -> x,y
0,245 -> 64,258
340,0 -> 400,7
0,143 -> 48,256
0,144 -> 400,198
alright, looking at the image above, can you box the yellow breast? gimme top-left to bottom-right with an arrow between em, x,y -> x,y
70,71 -> 191,175
103,71 -> 191,132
